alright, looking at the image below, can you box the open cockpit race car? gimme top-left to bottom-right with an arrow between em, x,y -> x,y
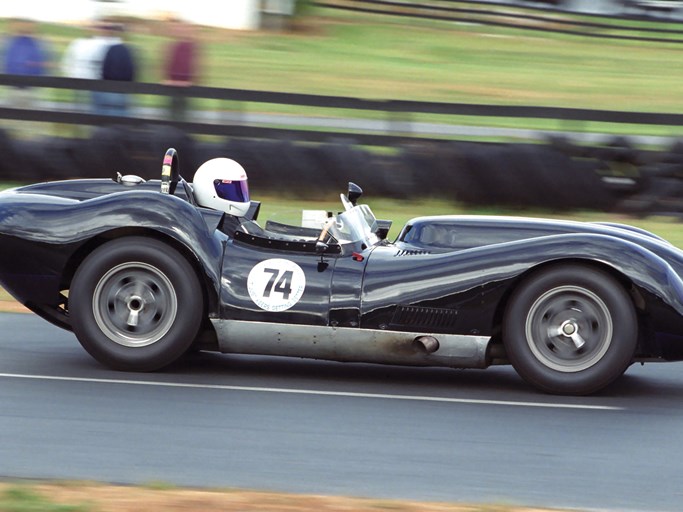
2,148 -> 683,395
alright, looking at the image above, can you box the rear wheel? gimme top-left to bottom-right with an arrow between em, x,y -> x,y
503,265 -> 637,395
70,237 -> 203,371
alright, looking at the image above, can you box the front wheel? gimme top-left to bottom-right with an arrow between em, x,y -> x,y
69,237 -> 203,371
503,265 -> 637,395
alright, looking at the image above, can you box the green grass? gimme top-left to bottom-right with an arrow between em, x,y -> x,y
0,482 -> 576,512
3,7 -> 683,112
0,486 -> 89,512
200,25 -> 671,111
202,12 -> 683,112
0,183 -> 23,192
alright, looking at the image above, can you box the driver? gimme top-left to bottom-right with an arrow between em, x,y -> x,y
192,157 -> 328,243
193,157 -> 250,217
193,157 -> 268,236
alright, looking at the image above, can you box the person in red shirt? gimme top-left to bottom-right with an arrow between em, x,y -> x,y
163,18 -> 200,122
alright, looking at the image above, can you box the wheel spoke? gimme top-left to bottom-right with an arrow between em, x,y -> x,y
141,288 -> 155,306
548,325 -> 563,337
126,308 -> 140,327
568,330 -> 587,350
130,282 -> 146,299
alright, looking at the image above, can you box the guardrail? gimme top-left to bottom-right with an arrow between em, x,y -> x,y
314,0 -> 683,44
1,74 -> 682,146
424,0 -> 683,21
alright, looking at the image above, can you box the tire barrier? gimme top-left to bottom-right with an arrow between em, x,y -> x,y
0,129 -> 21,181
613,140 -> 683,216
546,135 -> 683,216
1,125 -> 682,215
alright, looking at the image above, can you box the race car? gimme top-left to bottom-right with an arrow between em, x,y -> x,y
1,148 -> 683,395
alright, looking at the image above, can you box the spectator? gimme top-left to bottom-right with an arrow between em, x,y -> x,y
3,18 -> 48,108
163,18 -> 200,121
61,24 -> 99,112
62,27 -> 95,80
93,23 -> 136,116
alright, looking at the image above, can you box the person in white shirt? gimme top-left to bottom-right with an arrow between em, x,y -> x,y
61,22 -> 122,113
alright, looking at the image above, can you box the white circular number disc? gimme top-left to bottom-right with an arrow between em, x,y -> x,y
247,259 -> 306,312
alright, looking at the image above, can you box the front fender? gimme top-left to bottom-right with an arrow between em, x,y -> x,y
362,233 -> 683,335
515,233 -> 683,317
507,233 -> 683,358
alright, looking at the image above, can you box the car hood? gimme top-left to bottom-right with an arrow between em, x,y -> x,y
9,178 -> 178,201
398,215 -> 667,250
396,214 -> 683,273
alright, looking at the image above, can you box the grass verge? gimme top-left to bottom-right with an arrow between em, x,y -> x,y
2,7 -> 683,113
0,482 -> 576,512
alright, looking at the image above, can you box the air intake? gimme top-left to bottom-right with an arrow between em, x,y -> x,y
391,305 -> 458,330
395,249 -> 431,257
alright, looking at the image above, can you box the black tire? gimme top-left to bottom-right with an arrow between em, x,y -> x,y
503,265 -> 637,395
69,237 -> 203,371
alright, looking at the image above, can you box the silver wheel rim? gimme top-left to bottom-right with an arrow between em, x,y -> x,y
92,262 -> 177,348
525,285 -> 613,373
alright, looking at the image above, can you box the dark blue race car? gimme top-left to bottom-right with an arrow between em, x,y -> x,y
1,149 -> 683,395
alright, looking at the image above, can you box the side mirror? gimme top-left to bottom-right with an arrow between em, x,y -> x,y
348,182 -> 363,206
376,219 -> 392,240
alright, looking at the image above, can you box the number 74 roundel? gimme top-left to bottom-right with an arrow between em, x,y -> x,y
247,258 -> 307,312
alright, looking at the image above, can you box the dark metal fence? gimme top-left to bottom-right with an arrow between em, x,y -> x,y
314,0 -> 683,44
1,74 -> 681,144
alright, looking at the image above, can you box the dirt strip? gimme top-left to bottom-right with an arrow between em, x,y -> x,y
0,483 -> 570,512
0,300 -> 29,313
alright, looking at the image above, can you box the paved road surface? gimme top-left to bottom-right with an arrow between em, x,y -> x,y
1,313 -> 683,511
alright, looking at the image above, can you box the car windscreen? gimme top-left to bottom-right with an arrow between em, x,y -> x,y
330,204 -> 379,247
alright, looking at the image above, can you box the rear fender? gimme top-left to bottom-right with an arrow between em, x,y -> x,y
0,190 -> 224,323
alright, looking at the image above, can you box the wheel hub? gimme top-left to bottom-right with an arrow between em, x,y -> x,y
526,285 -> 613,372
556,319 -> 585,350
125,294 -> 145,327
560,320 -> 576,336
92,262 -> 177,347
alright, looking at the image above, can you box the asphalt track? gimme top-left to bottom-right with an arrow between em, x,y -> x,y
2,312 -> 683,511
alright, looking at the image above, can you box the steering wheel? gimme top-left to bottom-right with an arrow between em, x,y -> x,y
160,147 -> 180,195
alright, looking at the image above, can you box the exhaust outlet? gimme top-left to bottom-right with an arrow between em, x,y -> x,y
213,320 -> 491,368
414,335 -> 440,354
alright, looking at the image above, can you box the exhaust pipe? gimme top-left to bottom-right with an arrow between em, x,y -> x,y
212,320 -> 491,368
414,335 -> 440,354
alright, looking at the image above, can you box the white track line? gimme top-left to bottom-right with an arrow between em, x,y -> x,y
0,372 -> 623,410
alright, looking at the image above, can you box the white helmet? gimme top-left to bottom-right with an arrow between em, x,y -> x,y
193,158 -> 250,217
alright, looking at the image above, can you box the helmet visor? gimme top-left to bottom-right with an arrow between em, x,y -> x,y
214,179 -> 249,203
